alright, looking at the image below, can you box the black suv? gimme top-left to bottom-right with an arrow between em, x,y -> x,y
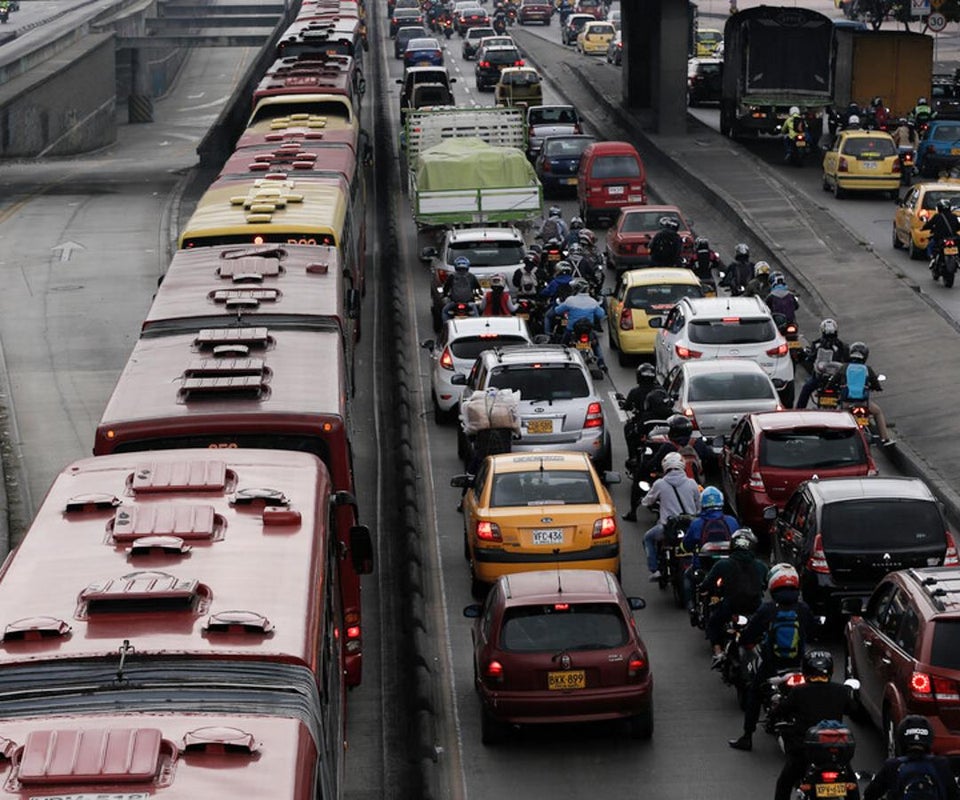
766,476 -> 953,618
475,45 -> 522,91
687,58 -> 722,107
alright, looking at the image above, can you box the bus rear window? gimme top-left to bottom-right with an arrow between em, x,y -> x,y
111,433 -> 332,471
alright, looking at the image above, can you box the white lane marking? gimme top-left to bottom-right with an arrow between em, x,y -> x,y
608,390 -> 627,423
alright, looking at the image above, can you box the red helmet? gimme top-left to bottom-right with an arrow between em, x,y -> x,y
767,563 -> 799,593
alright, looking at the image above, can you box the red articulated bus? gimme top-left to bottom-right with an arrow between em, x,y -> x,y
92,327 -> 374,688
0,449 -> 368,800
277,17 -> 366,66
256,53 -> 365,113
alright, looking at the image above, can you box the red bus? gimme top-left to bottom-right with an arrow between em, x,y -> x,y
256,53 -> 364,113
234,114 -> 361,152
0,449 -> 368,800
92,328 -> 373,687
278,17 -> 366,65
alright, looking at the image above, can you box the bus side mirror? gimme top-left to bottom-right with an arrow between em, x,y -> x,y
350,525 -> 374,575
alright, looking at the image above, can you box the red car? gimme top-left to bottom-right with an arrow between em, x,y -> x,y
720,410 -> 877,533
464,569 -> 653,744
604,204 -> 694,275
518,0 -> 552,25
843,567 -> 960,760
574,0 -> 605,19
456,6 -> 491,35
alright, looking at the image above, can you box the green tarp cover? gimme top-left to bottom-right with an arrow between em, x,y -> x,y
415,137 -> 538,192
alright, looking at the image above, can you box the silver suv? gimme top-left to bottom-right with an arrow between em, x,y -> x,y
452,344 -> 612,470
421,226 -> 526,331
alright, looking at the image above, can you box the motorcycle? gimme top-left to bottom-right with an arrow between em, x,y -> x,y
844,375 -> 885,444
786,132 -> 809,166
773,715 -> 863,800
493,14 -> 507,34
898,145 -> 916,186
809,360 -> 844,410
657,513 -> 696,608
569,316 -> 605,379
442,17 -> 454,38
772,313 -> 805,364
683,539 -> 731,619
540,238 -> 566,274
931,236 -> 959,288
0,7 -> 8,23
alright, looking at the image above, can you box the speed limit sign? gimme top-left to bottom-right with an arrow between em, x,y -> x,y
928,11 -> 947,30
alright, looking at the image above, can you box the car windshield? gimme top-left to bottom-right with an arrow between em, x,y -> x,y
413,86 -> 451,105
921,190 -> 960,210
485,49 -> 520,64
621,210 -> 680,233
447,240 -> 524,266
587,24 -> 614,35
544,137 -> 594,157
687,318 -> 776,345
450,335 -> 528,360
820,499 -> 943,550
503,71 -> 539,86
468,28 -> 495,39
590,155 -> 641,179
529,107 -> 577,126
759,428 -> 867,469
930,620 -> 960,670
625,283 -> 702,312
842,137 -> 897,157
488,364 -> 590,400
687,372 -> 775,402
932,124 -> 960,141
398,27 -> 426,41
490,469 -> 599,506
407,38 -> 439,49
500,602 -> 628,652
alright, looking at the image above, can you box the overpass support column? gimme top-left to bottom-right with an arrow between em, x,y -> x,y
128,48 -> 154,123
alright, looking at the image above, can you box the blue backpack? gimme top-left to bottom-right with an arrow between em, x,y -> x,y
843,362 -> 869,402
895,757 -> 946,800
767,606 -> 802,662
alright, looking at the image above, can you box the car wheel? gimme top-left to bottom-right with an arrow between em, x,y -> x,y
457,428 -> 469,461
607,324 -> 618,350
431,304 -> 442,332
822,174 -> 830,192
833,180 -> 845,200
433,394 -> 455,425
463,526 -> 471,560
778,381 -> 795,408
618,349 -> 631,368
884,711 -> 898,759
892,225 -> 903,249
843,644 -> 868,722
470,565 -> 487,600
480,704 -> 508,745
595,434 -> 613,473
908,235 -> 924,261
627,704 -> 654,739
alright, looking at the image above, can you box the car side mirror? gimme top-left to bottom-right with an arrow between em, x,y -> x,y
840,597 -> 863,616
450,474 -> 474,488
762,505 -> 779,522
627,597 -> 646,610
602,470 -> 621,485
420,246 -> 438,263
420,338 -> 436,351
463,603 -> 483,618
647,316 -> 664,329
600,287 -> 613,297
350,525 -> 374,575
396,78 -> 404,84
451,373 -> 467,385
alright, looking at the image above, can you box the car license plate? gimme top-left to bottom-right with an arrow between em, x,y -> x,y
564,177 -> 578,185
952,148 -> 960,155
946,246 -> 959,256
815,784 -> 848,798
548,670 -> 585,690
860,161 -> 877,169
416,59 -> 432,65
628,195 -> 644,202
608,185 -> 625,195
527,419 -> 553,434
533,528 -> 564,545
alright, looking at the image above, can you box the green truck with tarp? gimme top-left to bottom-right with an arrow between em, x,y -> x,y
403,107 -> 542,227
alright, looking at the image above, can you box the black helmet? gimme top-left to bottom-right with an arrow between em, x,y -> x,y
555,261 -> 573,277
523,252 -> 539,269
643,387 -> 670,413
659,216 -> 680,232
871,96 -> 883,108
695,236 -> 710,252
897,715 -> 934,754
635,362 -> 656,385
528,242 -> 543,255
667,413 -> 694,439
734,242 -> 750,260
570,278 -> 589,294
570,215 -> 584,230
802,649 -> 834,681
731,528 -> 757,551
819,318 -> 838,338
938,198 -> 953,216
848,341 -> 869,363
918,96 -> 928,106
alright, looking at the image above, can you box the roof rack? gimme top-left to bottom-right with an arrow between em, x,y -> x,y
910,568 -> 960,612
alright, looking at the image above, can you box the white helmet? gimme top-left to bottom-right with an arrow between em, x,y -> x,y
789,106 -> 800,116
662,452 -> 685,472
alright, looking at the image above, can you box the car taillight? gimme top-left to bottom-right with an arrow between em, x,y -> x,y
619,307 -> 633,331
767,342 -> 789,357
484,660 -> 505,684
592,516 -> 616,538
476,521 -> 502,542
748,470 -> 765,491
541,160 -> 551,172
807,533 -> 829,574
479,60 -> 490,67
439,346 -> 454,370
585,401 -> 603,428
675,344 -> 702,360
945,531 -> 959,566
934,676 -> 960,703
627,651 -> 647,678
785,673 -> 805,688
838,156 -> 849,173
911,671 -> 933,699
892,159 -> 902,174
434,50 -> 442,58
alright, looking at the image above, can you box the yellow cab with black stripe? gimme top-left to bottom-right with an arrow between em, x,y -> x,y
822,128 -> 901,200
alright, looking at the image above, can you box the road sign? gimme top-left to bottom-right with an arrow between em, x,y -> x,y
913,0 -> 931,17
928,11 -> 947,30
931,0 -> 943,9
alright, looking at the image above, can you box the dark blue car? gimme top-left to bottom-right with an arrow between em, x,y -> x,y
916,119 -> 960,179
404,37 -> 445,68
534,134 -> 597,197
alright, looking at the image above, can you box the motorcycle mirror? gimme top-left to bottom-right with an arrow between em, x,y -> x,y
420,338 -> 435,350
637,480 -> 651,493
877,373 -> 887,382
843,678 -> 861,692
643,447 -> 653,456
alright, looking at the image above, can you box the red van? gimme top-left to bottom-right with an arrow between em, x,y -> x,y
577,141 -> 646,226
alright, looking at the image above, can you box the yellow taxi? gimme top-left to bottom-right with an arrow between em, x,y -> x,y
605,267 -> 704,365
452,452 -> 621,596
892,181 -> 960,259
821,129 -> 901,199
695,28 -> 722,57
576,20 -> 616,55
494,66 -> 543,110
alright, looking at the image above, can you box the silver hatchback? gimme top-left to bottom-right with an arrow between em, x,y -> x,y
665,359 -> 781,441
453,345 -> 612,470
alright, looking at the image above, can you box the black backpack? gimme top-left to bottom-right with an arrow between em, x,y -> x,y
895,757 -> 946,800
722,558 -> 763,614
447,272 -> 475,303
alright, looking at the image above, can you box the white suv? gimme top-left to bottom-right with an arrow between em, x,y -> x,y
650,296 -> 795,406
452,344 -> 612,470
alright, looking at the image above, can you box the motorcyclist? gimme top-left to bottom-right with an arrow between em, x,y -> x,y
743,260 -> 771,298
492,7 -> 507,33
795,318 -> 849,409
911,96 -> 934,128
478,273 -> 519,316
691,237 -> 722,289
512,253 -> 542,298
648,216 -> 684,266
922,197 -> 960,264
891,117 -> 919,149
564,216 -> 586,249
639,452 -> 701,582
781,106 -> 806,162
867,95 -> 889,130
566,242 -> 600,287
620,362 -> 661,416
539,260 -> 575,302
680,487 -> 740,608
721,243 -> 754,296
765,272 -> 800,325
828,341 -> 894,446
536,205 -> 568,244
841,102 -> 861,129
770,651 -> 858,800
441,256 -> 481,320
543,279 -> 606,368
729,564 -> 817,751
700,529 -> 767,666
845,113 -> 862,131
864,715 -> 960,800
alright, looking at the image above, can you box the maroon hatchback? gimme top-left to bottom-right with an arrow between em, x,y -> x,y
464,569 -> 653,744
